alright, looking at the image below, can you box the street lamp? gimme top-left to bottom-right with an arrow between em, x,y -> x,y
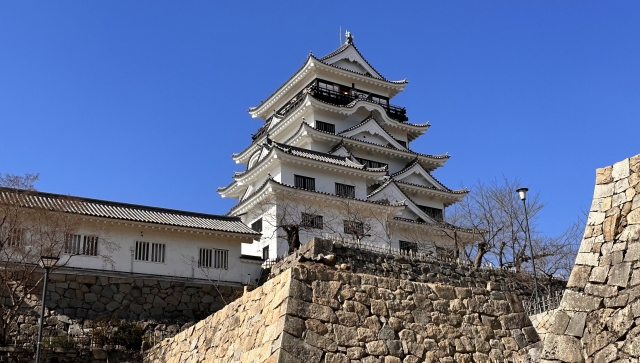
35,255 -> 59,363
516,187 -> 541,312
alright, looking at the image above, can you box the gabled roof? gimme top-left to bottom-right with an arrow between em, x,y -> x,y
248,39 -> 407,120
279,122 -> 447,171
366,179 -> 438,223
339,114 -> 409,151
227,178 -> 405,216
220,139 -> 389,198
305,95 -> 429,141
391,158 -> 454,192
318,39 -> 386,80
0,188 -> 260,237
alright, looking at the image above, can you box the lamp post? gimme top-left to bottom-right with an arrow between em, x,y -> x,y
516,187 -> 541,311
35,255 -> 59,363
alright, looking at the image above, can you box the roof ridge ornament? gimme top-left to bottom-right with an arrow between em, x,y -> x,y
345,30 -> 353,45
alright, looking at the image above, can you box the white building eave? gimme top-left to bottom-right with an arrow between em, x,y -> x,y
248,57 -> 407,120
305,96 -> 429,141
283,123 -> 447,171
228,179 -> 405,217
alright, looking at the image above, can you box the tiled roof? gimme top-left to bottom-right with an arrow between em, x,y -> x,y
0,188 -> 260,236
228,178 -> 405,215
391,158 -> 453,192
392,217 -> 477,234
317,41 -> 407,84
396,181 -> 468,195
249,44 -> 407,115
270,141 -> 387,172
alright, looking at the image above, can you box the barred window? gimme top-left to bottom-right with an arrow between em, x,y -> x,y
65,234 -> 98,256
262,246 -> 269,260
343,220 -> 364,236
315,120 -> 336,134
301,213 -> 323,229
135,241 -> 165,263
7,228 -> 24,247
251,218 -> 263,233
399,240 -> 418,253
294,175 -> 315,191
199,248 -> 228,269
335,183 -> 355,198
417,205 -> 444,222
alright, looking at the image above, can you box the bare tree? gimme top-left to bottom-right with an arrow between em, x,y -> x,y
451,177 -> 581,286
0,174 -> 114,343
252,187 -> 342,255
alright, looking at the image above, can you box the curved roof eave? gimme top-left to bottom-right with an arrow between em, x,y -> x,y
227,178 -> 405,216
248,57 -> 407,120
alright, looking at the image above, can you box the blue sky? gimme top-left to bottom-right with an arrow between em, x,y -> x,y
1,2 -> 638,237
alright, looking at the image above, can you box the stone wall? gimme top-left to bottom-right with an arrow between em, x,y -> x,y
147,259 -> 541,362
146,269 -> 293,362
269,238 -> 563,300
2,271 -> 241,363
540,154 -> 640,362
529,310 -> 557,343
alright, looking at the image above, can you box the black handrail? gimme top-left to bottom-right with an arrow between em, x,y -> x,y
274,83 -> 408,122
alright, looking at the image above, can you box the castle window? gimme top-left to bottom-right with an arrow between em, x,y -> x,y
262,246 -> 269,260
315,120 -> 336,134
301,213 -> 323,229
199,248 -> 228,269
135,241 -> 165,263
335,183 -> 355,198
399,240 -> 418,253
65,234 -> 98,256
294,175 -> 315,191
344,220 -> 364,236
251,218 -> 263,233
417,205 -> 444,222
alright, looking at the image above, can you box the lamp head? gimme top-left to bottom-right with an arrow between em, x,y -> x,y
39,256 -> 59,269
516,187 -> 529,201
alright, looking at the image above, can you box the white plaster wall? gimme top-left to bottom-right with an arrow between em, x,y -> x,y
280,163 -> 370,199
65,223 -> 252,285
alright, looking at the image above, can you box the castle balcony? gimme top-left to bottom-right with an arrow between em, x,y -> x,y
276,80 -> 408,122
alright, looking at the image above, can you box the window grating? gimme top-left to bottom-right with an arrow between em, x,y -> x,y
343,220 -> 364,236
65,234 -> 98,256
294,175 -> 315,191
335,183 -> 355,198
199,248 -> 228,269
135,241 -> 165,263
417,205 -> 444,222
315,120 -> 336,134
301,213 -> 323,229
7,228 -> 24,247
399,240 -> 418,253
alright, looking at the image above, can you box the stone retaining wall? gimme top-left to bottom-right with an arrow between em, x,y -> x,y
540,154 -> 640,362
269,238 -> 564,300
147,260 -> 541,362
2,271 -> 241,363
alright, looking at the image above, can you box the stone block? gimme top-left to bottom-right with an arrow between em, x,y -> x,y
76,275 -> 96,285
541,334 -> 583,362
594,184 -> 614,200
608,262 -> 631,287
567,265 -> 592,288
612,158 -> 630,181
575,252 -> 600,266
597,167 -> 614,184
279,332 -> 323,363
589,266 -> 610,283
559,290 -> 601,311
366,340 -> 388,355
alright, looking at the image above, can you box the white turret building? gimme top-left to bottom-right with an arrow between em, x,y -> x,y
219,32 -> 476,259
